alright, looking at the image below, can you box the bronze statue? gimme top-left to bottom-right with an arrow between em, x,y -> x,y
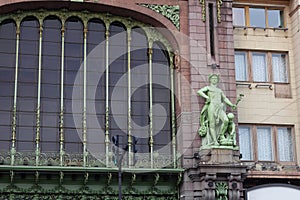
197,74 -> 241,149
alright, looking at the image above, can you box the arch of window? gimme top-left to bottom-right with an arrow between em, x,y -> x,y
0,10 -> 177,168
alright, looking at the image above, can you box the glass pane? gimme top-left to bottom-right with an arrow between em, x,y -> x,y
0,21 -> 15,151
131,27 -> 149,153
235,52 -> 248,81
277,127 -> 293,161
108,22 -> 128,145
86,19 -> 106,153
272,54 -> 288,83
238,126 -> 252,160
233,8 -> 245,26
64,18 -> 83,153
250,8 -> 266,28
257,127 -> 273,161
87,19 -> 105,55
268,9 -> 284,28
16,18 -> 39,151
252,53 -> 268,82
152,42 -> 171,153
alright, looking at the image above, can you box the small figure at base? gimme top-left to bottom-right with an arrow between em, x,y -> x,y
219,113 -> 236,147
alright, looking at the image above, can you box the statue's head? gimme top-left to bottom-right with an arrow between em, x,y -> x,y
208,74 -> 220,83
227,113 -> 234,120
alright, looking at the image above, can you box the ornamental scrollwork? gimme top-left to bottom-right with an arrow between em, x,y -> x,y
139,4 -> 180,30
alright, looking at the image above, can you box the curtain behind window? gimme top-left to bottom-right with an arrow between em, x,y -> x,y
235,52 -> 247,81
252,53 -> 267,82
277,127 -> 293,161
257,127 -> 273,161
239,126 -> 252,160
272,54 -> 287,83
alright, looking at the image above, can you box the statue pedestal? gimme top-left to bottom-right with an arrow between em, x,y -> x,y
199,148 -> 241,164
186,148 -> 247,200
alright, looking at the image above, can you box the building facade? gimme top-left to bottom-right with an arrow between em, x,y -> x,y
0,0 -> 299,199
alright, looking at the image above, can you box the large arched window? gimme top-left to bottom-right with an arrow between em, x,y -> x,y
0,10 -> 177,168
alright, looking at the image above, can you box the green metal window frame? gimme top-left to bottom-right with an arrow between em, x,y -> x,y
0,9 -> 179,170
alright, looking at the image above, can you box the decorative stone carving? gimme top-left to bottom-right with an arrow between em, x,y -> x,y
216,182 -> 228,200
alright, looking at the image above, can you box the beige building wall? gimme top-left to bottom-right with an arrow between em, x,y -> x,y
233,1 -> 300,163
290,0 -> 300,164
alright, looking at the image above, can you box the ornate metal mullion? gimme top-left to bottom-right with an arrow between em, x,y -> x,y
11,20 -> 21,166
104,21 -> 110,167
82,21 -> 88,167
148,42 -> 154,168
217,0 -> 223,23
170,54 -> 177,168
59,21 -> 66,167
127,28 -> 132,167
200,0 -> 206,22
35,19 -> 43,166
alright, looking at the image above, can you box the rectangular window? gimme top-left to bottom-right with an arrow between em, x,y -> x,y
257,127 -> 273,161
233,7 -> 245,26
239,126 -> 252,160
277,127 -> 294,161
235,52 -> 248,81
249,8 -> 266,28
233,6 -> 285,29
252,53 -> 267,82
235,51 -> 289,84
238,125 -> 294,163
272,54 -> 288,83
268,9 -> 284,28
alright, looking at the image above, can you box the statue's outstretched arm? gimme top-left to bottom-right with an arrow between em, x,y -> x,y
222,92 -> 236,109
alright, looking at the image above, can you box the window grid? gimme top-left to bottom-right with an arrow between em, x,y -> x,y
234,51 -> 289,83
238,125 -> 295,163
233,6 -> 285,29
0,11 -> 177,168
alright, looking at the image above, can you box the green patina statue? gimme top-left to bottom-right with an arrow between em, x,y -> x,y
197,74 -> 242,149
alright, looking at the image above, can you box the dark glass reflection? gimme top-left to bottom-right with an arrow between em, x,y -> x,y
152,42 -> 171,152
108,22 -> 128,146
40,18 -> 62,152
131,27 -> 149,153
17,18 -> 39,151
64,17 -> 83,153
86,19 -> 106,153
0,20 -> 15,151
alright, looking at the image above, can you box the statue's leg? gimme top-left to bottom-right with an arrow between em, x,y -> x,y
208,111 -> 219,146
209,127 -> 219,146
233,129 -> 237,146
220,112 -> 229,139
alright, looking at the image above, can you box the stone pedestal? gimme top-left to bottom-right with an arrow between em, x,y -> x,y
186,149 -> 248,200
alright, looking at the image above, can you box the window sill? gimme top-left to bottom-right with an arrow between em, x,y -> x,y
247,169 -> 300,179
236,82 -> 275,90
233,26 -> 288,32
236,82 -> 291,93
